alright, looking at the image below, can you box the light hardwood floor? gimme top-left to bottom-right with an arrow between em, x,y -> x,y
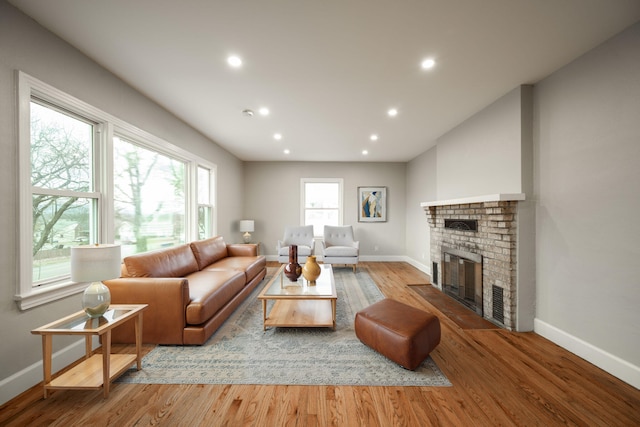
2,262 -> 639,426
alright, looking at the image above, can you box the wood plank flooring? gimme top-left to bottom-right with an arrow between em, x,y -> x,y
2,262 -> 639,426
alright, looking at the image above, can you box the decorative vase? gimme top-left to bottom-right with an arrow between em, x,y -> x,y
82,281 -> 111,318
283,244 -> 302,282
302,255 -> 321,285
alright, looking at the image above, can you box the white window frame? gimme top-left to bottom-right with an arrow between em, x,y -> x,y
196,165 -> 216,240
300,178 -> 344,237
16,71 -> 217,310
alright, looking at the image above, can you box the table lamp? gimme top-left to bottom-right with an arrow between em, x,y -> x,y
239,220 -> 254,243
71,244 -> 121,318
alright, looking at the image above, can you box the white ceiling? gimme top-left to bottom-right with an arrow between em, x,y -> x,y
9,0 -> 640,162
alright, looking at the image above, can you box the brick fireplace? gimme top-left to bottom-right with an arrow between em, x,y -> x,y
422,194 -> 529,330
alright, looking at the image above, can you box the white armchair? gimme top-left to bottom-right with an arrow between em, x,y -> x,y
321,225 -> 359,272
276,225 -> 315,263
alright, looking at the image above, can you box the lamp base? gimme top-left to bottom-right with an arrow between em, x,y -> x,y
242,232 -> 252,243
82,281 -> 111,318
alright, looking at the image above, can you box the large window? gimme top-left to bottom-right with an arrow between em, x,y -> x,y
301,178 -> 343,236
30,101 -> 99,284
113,137 -> 186,257
17,72 -> 217,309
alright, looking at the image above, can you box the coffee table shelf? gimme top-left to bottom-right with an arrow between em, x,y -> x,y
265,299 -> 335,328
258,264 -> 336,330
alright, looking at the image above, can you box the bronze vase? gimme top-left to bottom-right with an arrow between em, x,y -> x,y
284,244 -> 302,282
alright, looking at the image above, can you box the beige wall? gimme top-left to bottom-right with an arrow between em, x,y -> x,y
436,87 -> 524,200
533,23 -> 640,370
243,162 -> 406,260
0,1 -> 244,404
405,147 -> 437,272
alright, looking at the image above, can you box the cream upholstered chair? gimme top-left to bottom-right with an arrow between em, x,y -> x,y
321,225 -> 359,272
276,225 -> 315,263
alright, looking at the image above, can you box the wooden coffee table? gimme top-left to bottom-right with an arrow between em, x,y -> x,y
258,264 -> 336,330
31,304 -> 147,398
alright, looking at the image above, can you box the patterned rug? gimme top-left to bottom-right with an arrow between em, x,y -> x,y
118,268 -> 451,387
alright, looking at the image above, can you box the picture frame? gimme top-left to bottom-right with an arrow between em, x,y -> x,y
358,186 -> 387,222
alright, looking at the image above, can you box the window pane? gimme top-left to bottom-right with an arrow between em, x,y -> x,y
305,209 -> 339,236
30,101 -> 93,191
197,166 -> 210,204
113,137 -> 186,257
32,195 -> 94,284
198,206 -> 212,240
305,183 -> 339,208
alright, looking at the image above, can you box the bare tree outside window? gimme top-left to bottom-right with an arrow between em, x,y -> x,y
30,101 -> 94,283
113,137 -> 186,257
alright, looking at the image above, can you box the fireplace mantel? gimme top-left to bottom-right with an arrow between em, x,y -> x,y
420,193 -> 525,208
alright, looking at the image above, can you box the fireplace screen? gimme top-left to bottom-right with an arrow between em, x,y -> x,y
442,247 -> 482,315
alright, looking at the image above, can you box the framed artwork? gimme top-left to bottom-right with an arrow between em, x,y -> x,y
358,186 -> 387,222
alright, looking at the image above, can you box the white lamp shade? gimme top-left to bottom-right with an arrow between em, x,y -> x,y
71,244 -> 121,282
239,220 -> 254,233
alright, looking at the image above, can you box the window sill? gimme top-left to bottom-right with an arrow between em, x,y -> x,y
15,281 -> 87,310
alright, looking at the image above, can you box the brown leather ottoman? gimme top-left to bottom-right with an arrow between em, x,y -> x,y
355,298 -> 441,370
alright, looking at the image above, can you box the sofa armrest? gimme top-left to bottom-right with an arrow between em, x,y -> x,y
227,243 -> 258,257
103,277 -> 190,344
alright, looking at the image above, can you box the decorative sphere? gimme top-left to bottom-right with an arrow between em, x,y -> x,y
82,282 -> 111,318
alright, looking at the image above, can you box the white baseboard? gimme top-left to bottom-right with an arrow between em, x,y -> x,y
403,257 -> 431,276
358,255 -> 406,262
534,318 -> 640,389
0,338 -> 88,406
265,255 -> 411,263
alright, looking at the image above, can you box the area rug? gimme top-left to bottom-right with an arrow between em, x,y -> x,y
118,268 -> 451,387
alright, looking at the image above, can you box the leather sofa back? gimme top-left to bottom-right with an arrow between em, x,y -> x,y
190,236 -> 228,270
123,243 -> 199,277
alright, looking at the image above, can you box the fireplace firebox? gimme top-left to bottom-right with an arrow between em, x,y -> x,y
442,246 -> 482,315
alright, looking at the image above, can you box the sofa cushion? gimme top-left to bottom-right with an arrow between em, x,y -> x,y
185,270 -> 246,325
190,236 -> 228,270
123,244 -> 199,278
203,256 -> 267,283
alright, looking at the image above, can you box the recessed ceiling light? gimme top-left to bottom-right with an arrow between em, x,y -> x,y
370,134 -> 378,141
388,108 -> 398,117
284,149 -> 290,154
227,55 -> 242,68
362,150 -> 369,155
421,58 -> 436,70
274,133 -> 282,140
259,107 -> 270,116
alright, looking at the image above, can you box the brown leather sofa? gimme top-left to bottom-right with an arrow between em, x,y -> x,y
104,236 -> 266,345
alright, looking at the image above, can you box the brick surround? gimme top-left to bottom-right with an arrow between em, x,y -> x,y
426,201 -> 518,329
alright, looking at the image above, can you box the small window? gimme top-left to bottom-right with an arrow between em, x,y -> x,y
301,179 -> 343,236
197,166 -> 215,239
